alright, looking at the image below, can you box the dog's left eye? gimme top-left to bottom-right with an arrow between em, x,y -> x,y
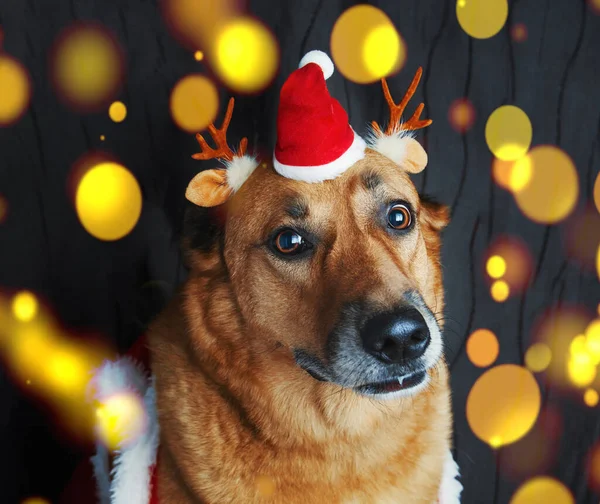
387,204 -> 412,230
273,229 -> 312,256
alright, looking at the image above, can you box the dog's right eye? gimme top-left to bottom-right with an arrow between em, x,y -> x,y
273,229 -> 312,256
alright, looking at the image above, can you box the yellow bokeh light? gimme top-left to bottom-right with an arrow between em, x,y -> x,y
513,146 -> 578,224
510,476 -> 574,504
594,172 -> 600,213
10,326 -> 54,378
109,101 -> 127,122
170,74 -> 219,133
96,392 -> 147,450
45,348 -> 89,395
76,162 -> 142,241
456,0 -> 508,39
467,364 -> 541,448
12,291 -> 38,322
568,353 -> 596,387
486,255 -> 507,279
490,280 -> 510,302
525,343 -> 552,373
52,24 -> 123,111
331,5 -> 406,84
485,105 -> 532,161
584,388 -> 599,407
585,320 -> 600,363
363,24 -> 401,80
100,135 -> 105,141
213,17 -> 279,93
0,55 -> 31,126
467,329 -> 499,367
22,498 -> 51,504
194,50 -> 204,61
509,155 -> 533,192
256,475 -> 276,497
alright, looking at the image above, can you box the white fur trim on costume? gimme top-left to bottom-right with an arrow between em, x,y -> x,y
438,450 -> 462,504
224,154 -> 259,192
299,50 -> 334,80
90,358 -> 160,504
366,126 -> 415,166
273,131 -> 366,182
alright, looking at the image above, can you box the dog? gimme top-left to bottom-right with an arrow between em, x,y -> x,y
85,51 -> 461,504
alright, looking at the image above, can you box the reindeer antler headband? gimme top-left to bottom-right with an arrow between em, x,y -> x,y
185,98 -> 258,208
185,52 -> 433,208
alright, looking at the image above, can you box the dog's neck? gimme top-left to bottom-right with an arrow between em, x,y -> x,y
149,273 -> 452,503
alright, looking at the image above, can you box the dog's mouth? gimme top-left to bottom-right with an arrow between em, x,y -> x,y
353,371 -> 427,396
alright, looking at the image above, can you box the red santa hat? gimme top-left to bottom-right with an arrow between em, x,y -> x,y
273,50 -> 367,182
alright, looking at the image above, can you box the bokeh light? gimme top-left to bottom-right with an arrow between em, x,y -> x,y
492,157 -> 533,193
589,0 -> 600,15
213,17 -> 279,93
586,319 -> 600,363
525,343 -> 552,373
511,23 -> 528,42
486,235 -> 533,295
490,280 -> 510,302
12,291 -> 38,322
594,172 -> 600,213
96,392 -> 147,450
467,329 -> 499,367
510,476 -> 573,504
100,135 -> 105,141
486,255 -> 506,279
194,50 -> 204,61
0,54 -> 31,126
502,406 -> 561,479
533,307 -> 594,389
448,98 -> 476,133
563,206 -> 600,271
161,0 -> 235,51
485,105 -> 532,161
21,498 -> 50,504
331,5 -> 406,84
51,23 -> 124,111
256,475 -> 276,497
590,443 -> 600,490
170,74 -> 219,133
0,195 -> 7,223
45,346 -> 89,395
584,388 -> 599,407
467,364 -> 541,448
456,0 -> 508,39
108,101 -> 127,122
513,146 -> 578,224
75,162 -> 142,241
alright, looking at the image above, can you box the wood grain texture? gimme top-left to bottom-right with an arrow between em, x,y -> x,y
0,0 -> 599,502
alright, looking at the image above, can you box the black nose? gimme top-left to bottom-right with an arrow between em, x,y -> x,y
361,307 -> 430,364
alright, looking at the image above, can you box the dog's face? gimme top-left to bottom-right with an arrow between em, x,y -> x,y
190,149 -> 449,400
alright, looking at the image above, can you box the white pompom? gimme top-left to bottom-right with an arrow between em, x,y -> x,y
299,50 -> 334,80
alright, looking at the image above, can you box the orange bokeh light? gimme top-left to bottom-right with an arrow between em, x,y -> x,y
467,329 -> 499,367
511,23 -> 528,42
448,98 -> 476,133
485,236 -> 533,294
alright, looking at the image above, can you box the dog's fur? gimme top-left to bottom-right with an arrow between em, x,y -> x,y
148,149 -> 452,503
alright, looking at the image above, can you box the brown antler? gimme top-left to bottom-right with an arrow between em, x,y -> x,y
192,98 -> 248,162
371,67 -> 432,135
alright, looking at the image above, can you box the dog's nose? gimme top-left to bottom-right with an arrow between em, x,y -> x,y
361,308 -> 430,364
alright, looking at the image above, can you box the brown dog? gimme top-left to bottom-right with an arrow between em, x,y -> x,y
83,54 -> 460,504
145,55 -> 459,502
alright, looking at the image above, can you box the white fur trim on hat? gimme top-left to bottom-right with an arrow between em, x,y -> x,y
366,126 -> 415,166
299,50 -> 334,80
273,131 -> 366,183
224,154 -> 259,192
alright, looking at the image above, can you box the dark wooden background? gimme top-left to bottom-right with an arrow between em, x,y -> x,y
1,0 -> 600,502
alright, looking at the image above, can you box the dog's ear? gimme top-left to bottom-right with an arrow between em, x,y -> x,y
185,168 -> 233,208
419,195 -> 450,231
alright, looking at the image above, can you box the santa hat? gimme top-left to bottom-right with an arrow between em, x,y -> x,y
273,50 -> 366,182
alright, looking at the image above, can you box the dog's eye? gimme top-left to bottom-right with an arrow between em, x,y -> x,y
387,204 -> 412,230
273,229 -> 311,256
